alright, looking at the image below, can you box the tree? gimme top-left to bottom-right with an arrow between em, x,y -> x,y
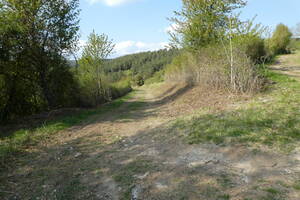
80,31 -> 115,104
169,0 -> 246,50
269,23 -> 292,55
24,0 -> 80,108
0,0 -> 80,121
0,1 -> 39,120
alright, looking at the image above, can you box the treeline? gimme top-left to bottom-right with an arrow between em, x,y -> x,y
164,0 -> 294,93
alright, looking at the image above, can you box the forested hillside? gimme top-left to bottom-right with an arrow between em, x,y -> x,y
99,48 -> 179,87
104,49 -> 178,78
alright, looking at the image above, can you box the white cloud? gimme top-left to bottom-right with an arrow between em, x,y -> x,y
86,0 -> 138,6
75,39 -> 169,58
114,41 -> 169,57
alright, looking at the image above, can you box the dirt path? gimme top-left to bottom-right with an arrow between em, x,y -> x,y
2,56 -> 300,200
270,52 -> 300,79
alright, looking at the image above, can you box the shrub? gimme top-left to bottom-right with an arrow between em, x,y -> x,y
110,79 -> 132,99
165,46 -> 264,93
233,35 -> 266,64
268,24 -> 292,55
133,75 -> 144,86
77,74 -> 132,107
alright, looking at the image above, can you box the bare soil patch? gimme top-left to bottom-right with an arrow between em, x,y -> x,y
270,52 -> 300,79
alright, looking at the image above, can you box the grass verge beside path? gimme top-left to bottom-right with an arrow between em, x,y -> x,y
172,71 -> 300,152
0,91 -> 136,168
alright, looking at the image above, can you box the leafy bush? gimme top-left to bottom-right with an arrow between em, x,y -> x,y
110,79 -> 132,99
267,24 -> 292,55
233,34 -> 266,64
76,73 -> 132,107
133,75 -> 145,86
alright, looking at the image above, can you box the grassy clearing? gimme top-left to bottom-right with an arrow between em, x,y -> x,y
0,91 -> 136,167
172,70 -> 300,151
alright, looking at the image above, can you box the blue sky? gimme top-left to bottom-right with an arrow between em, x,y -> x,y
78,0 -> 300,57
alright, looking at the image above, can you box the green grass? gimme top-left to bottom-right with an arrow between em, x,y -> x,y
292,180 -> 300,190
260,187 -> 284,200
263,187 -> 281,195
172,70 -> 300,151
0,91 -> 135,166
217,194 -> 230,200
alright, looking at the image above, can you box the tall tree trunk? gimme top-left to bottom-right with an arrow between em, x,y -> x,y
39,60 -> 54,109
1,76 -> 17,121
96,65 -> 102,105
229,15 -> 236,91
